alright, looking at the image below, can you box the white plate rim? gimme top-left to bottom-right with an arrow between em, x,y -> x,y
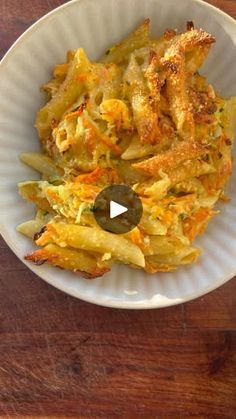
0,0 -> 235,309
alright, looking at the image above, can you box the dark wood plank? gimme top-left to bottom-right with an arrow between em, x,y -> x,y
0,0 -> 236,417
185,285 -> 236,330
0,331 -> 235,417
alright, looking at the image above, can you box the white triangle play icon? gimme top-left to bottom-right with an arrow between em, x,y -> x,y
110,201 -> 128,219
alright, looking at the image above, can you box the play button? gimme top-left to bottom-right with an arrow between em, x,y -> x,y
110,201 -> 128,219
94,185 -> 143,234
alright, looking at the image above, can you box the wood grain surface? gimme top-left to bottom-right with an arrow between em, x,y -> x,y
0,0 -> 236,417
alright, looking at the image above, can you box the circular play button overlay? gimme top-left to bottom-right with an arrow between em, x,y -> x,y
94,185 -> 143,234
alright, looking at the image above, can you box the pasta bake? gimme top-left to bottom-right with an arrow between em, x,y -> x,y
17,20 -> 236,278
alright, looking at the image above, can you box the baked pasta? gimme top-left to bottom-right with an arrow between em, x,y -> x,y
18,20 -> 236,278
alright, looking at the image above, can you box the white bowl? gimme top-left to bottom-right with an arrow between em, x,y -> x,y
0,0 -> 236,309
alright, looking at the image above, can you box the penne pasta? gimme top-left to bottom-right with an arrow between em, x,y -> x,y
36,49 -> 92,142
144,236 -> 183,256
17,219 -> 46,239
102,19 -> 150,64
168,159 -> 216,185
18,21 -> 236,277
140,216 -> 167,236
124,54 -> 159,144
133,139 -> 208,176
35,223 -> 145,268
146,246 -> 200,266
20,153 -> 62,179
18,181 -> 52,212
25,244 -> 110,278
160,29 -> 215,140
121,134 -> 172,160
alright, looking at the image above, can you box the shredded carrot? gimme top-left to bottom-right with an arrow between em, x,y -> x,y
83,118 -> 122,155
75,167 -> 120,184
101,134 -> 122,155
75,167 -> 106,183
130,228 -> 143,246
75,73 -> 87,82
65,103 -> 86,121
162,211 -> 174,226
47,190 -> 62,203
183,208 -> 216,241
79,184 -> 101,201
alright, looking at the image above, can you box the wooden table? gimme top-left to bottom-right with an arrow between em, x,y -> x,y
0,0 -> 235,417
